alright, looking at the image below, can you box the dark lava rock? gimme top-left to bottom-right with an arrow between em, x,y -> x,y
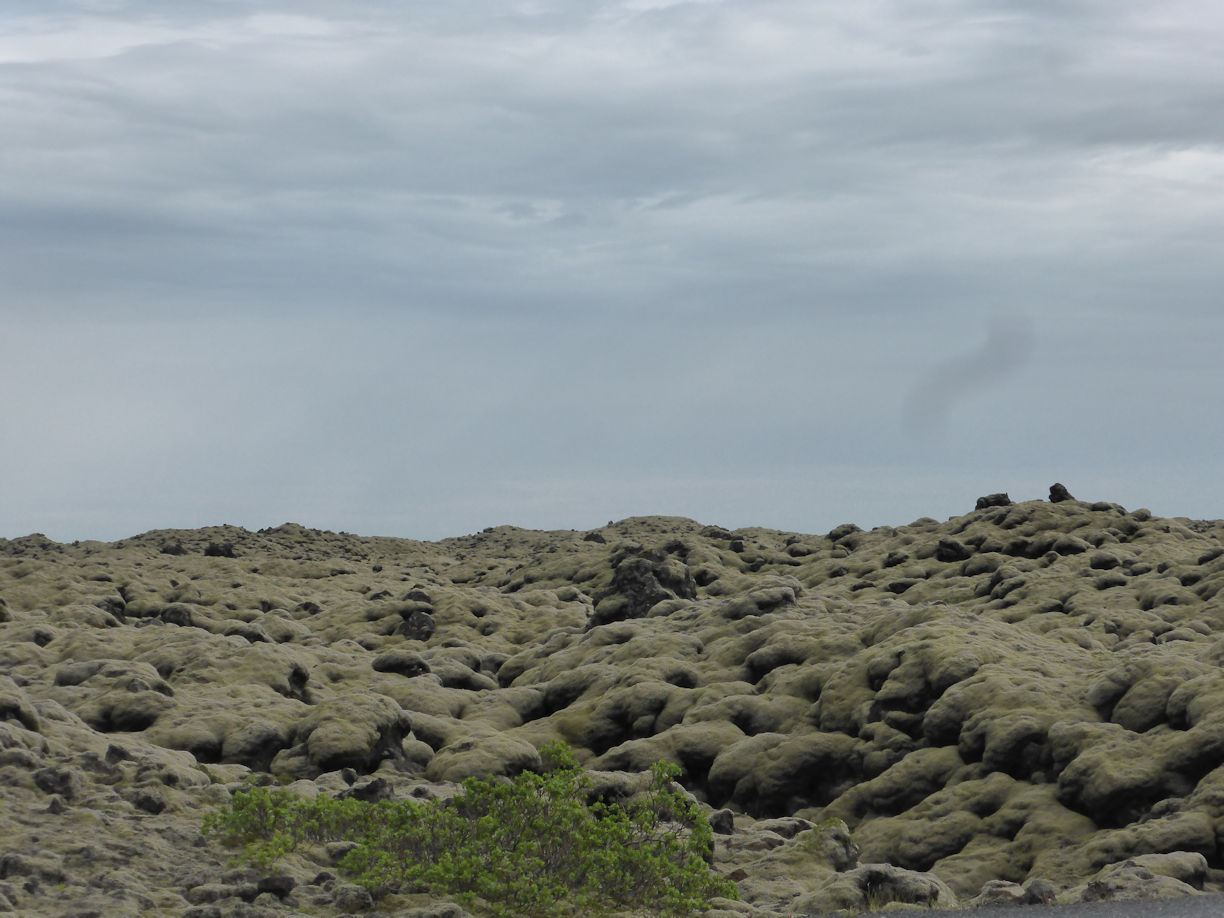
371,650 -> 430,678
590,551 -> 696,627
1050,482 -> 1076,502
95,595 -> 126,617
160,603 -> 195,627
256,876 -> 296,899
105,744 -> 133,764
397,609 -> 436,641
828,523 -> 862,542
33,767 -> 81,801
123,788 -> 167,814
1024,878 -> 1057,904
934,538 -> 972,562
340,777 -> 394,802
975,492 -> 1013,509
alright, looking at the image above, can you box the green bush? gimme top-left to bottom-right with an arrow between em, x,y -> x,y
202,741 -> 737,916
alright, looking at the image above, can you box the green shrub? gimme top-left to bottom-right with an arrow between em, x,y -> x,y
202,741 -> 737,916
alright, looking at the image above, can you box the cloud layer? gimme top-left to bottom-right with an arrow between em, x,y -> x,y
3,1 -> 1223,540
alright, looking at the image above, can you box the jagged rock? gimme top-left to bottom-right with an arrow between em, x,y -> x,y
33,765 -> 82,800
124,787 -> 168,814
397,609 -> 437,641
1050,482 -> 1076,502
976,492 -> 1013,509
590,550 -> 696,626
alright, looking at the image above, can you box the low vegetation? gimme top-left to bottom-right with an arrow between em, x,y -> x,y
202,741 -> 737,916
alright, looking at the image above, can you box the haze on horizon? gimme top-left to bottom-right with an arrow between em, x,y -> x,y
3,2 -> 1223,543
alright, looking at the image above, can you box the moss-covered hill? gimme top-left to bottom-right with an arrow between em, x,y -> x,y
4,489 -> 1224,915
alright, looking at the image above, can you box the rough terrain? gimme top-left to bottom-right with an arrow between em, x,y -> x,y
4,487 -> 1224,916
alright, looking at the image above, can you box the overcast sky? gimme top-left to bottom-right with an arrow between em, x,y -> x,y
3,1 -> 1223,542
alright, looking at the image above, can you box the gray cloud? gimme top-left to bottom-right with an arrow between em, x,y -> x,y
3,1 -> 1223,539
902,315 -> 1037,436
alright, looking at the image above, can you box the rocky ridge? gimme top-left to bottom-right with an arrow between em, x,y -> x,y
4,488 -> 1224,915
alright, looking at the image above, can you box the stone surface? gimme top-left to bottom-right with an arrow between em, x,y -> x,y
797,862 -> 959,912
1050,482 -> 1077,503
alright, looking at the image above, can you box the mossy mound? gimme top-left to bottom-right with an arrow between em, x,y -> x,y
4,493 -> 1224,915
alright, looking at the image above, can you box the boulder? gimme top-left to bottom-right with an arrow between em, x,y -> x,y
976,493 -> 1013,509
797,863 -> 958,913
281,694 -> 412,776
707,732 -> 862,815
590,552 -> 696,627
1050,482 -> 1076,503
1077,855 -> 1207,902
398,609 -> 437,641
424,731 -> 542,783
219,720 -> 291,772
372,650 -> 431,678
968,879 -> 1028,906
0,677 -> 41,732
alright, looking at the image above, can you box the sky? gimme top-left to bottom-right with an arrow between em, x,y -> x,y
3,1 -> 1223,543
